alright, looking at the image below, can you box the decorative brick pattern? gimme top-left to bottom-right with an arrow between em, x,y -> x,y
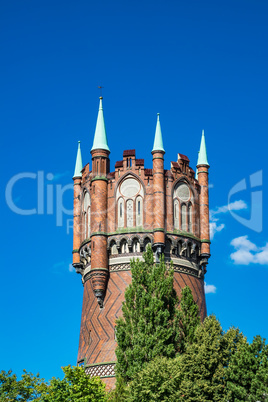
109,263 -> 131,271
85,363 -> 115,378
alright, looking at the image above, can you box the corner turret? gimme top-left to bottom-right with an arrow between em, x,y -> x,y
152,113 -> 165,259
72,141 -> 83,270
197,130 -> 210,267
90,97 -> 110,308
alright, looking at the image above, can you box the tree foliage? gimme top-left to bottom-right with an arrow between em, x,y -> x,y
177,285 -> 200,353
124,314 -> 268,402
0,366 -> 108,402
115,246 -> 180,381
0,369 -> 47,402
178,315 -> 244,401
41,366 -> 107,402
225,335 -> 268,401
115,246 -> 200,382
128,356 -> 182,402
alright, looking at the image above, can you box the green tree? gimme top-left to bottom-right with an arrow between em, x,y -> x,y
0,369 -> 47,401
177,285 -> 200,353
178,315 -> 244,402
107,375 -> 129,402
115,246 -> 180,382
115,246 -> 201,382
0,366 -> 108,402
128,356 -> 182,402
225,335 -> 268,402
40,366 -> 108,402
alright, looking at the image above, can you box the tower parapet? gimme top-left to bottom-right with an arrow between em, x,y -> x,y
73,99 -> 211,387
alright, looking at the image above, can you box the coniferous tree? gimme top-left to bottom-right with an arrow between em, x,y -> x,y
177,285 -> 200,353
225,335 -> 268,402
115,246 -> 180,381
178,315 -> 244,402
115,246 -> 201,382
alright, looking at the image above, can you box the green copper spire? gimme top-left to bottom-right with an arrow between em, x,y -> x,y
152,113 -> 165,153
73,141 -> 83,178
197,130 -> 209,166
91,97 -> 110,152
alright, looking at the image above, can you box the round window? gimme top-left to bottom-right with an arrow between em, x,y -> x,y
177,183 -> 190,201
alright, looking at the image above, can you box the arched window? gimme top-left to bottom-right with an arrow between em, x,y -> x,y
118,198 -> 124,228
121,240 -> 128,254
126,199 -> 134,227
116,176 -> 144,229
136,196 -> 143,227
173,181 -> 195,233
144,238 -> 151,250
133,239 -> 140,253
181,204 -> 187,231
177,241 -> 182,256
110,241 -> 118,255
165,239 -> 172,256
188,204 -> 192,233
174,200 -> 179,229
195,246 -> 199,259
187,242 -> 192,258
83,192 -> 90,239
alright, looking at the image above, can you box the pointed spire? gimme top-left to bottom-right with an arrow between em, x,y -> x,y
197,130 -> 209,166
152,113 -> 165,153
91,97 -> 110,152
73,141 -> 83,178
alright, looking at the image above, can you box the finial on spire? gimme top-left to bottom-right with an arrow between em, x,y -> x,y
73,141 -> 83,178
197,129 -> 209,167
98,86 -> 104,98
152,113 -> 165,153
91,97 -> 110,152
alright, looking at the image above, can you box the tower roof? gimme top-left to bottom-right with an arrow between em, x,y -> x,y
197,130 -> 209,166
73,141 -> 83,178
152,113 -> 165,153
91,97 -> 110,152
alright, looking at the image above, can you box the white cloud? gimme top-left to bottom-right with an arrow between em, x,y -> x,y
210,200 -> 247,219
231,236 -> 257,251
204,283 -> 217,294
230,236 -> 268,265
209,200 -> 247,240
210,221 -> 225,240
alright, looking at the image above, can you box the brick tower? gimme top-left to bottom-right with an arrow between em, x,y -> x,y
72,98 -> 210,387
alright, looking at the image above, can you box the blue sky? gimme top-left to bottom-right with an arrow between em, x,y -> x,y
1,0 -> 267,380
